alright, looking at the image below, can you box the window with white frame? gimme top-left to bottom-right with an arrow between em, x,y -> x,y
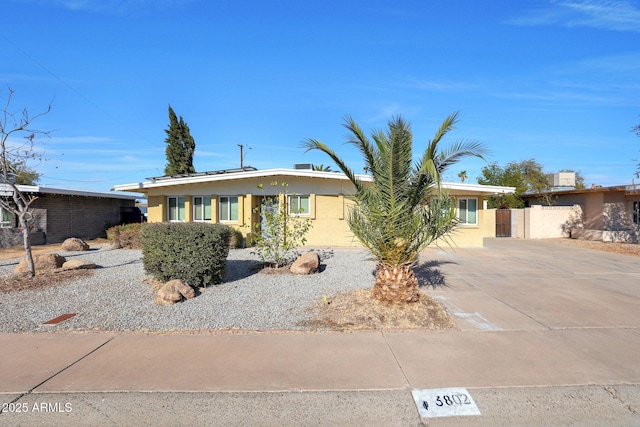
219,196 -> 238,222
288,195 -> 310,215
1,206 -> 13,228
193,196 -> 212,222
168,197 -> 185,222
457,198 -> 478,225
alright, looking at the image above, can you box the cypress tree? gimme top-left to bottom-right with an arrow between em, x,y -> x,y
164,105 -> 196,176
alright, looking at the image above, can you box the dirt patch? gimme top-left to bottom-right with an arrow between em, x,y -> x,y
0,238 -> 109,261
548,238 -> 640,257
302,288 -> 458,332
250,263 -> 294,275
0,269 -> 94,293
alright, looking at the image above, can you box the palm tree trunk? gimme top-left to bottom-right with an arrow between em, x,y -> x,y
373,264 -> 420,303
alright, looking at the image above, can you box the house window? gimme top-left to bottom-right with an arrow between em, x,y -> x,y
458,198 -> 477,225
168,197 -> 185,222
633,201 -> 640,226
193,196 -> 212,222
219,196 -> 239,222
288,195 -> 310,215
1,206 -> 13,228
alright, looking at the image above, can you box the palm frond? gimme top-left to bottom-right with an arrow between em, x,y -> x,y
343,116 -> 377,174
302,138 -> 365,193
306,112 -> 485,267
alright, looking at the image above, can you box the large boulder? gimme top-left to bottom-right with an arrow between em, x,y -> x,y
61,238 -> 90,252
14,253 -> 66,274
290,252 -> 320,275
155,279 -> 196,305
60,259 -> 97,271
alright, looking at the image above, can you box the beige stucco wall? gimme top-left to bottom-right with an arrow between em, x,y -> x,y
142,175 -> 491,248
508,206 -> 582,239
512,208 -> 525,239
524,189 -> 640,242
526,205 -> 583,239
482,208 -> 497,238
436,209 -> 488,247
603,192 -> 631,231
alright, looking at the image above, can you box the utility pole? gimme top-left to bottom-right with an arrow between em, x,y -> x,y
238,144 -> 244,169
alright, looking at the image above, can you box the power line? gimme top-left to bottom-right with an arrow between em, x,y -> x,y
0,31 -> 163,150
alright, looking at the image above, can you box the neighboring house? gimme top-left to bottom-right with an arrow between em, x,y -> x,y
113,167 -> 514,248
0,185 -> 141,248
522,184 -> 640,243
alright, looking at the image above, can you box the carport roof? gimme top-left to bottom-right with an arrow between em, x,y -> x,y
0,184 -> 140,200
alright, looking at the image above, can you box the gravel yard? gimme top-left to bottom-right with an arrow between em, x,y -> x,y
0,246 -> 378,333
3,237 -> 636,334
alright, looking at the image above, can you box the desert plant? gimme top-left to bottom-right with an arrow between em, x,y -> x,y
304,113 -> 485,303
229,227 -> 244,249
106,223 -> 142,249
251,182 -> 313,267
141,222 -> 231,287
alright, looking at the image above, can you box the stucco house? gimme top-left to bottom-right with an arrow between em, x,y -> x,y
0,185 -> 141,248
113,167 -> 514,248
522,184 -> 640,242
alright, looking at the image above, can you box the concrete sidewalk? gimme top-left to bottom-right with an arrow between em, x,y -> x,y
1,239 -> 639,425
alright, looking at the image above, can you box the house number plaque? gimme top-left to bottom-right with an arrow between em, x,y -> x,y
412,388 -> 481,418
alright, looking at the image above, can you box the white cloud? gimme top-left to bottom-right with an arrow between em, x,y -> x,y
506,0 -> 640,32
9,0 -> 198,15
60,0 -> 197,14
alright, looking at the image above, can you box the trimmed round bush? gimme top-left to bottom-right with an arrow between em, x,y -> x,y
141,222 -> 231,287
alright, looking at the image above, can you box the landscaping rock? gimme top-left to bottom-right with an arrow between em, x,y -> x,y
155,279 -> 196,305
171,279 -> 196,299
60,259 -> 97,271
14,253 -> 66,274
61,238 -> 90,251
290,252 -> 320,275
156,285 -> 182,305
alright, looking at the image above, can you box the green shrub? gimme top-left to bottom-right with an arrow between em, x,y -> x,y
106,223 -> 143,249
141,222 -> 231,287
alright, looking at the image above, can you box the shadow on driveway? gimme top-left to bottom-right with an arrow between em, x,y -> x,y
415,259 -> 457,289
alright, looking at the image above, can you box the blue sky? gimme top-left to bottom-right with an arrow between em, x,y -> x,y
2,0 -> 639,192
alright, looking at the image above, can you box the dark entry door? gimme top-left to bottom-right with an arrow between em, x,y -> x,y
496,209 -> 511,237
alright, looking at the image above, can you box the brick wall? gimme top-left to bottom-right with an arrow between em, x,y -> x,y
30,194 -> 135,243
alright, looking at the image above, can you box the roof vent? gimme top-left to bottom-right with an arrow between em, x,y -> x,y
294,163 -> 313,170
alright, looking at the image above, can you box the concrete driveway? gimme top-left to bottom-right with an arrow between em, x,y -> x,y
426,238 -> 640,331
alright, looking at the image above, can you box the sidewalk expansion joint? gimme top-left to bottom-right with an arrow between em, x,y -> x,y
1,335 -> 117,411
380,331 -> 412,389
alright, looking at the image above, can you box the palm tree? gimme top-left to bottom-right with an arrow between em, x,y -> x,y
312,164 -> 332,172
304,112 -> 485,303
458,170 -> 467,183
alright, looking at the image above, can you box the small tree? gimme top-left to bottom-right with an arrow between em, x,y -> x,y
6,159 -> 40,185
313,164 -> 332,172
457,170 -> 467,183
251,182 -> 313,268
164,105 -> 196,176
478,159 -> 549,208
304,113 -> 485,303
0,88 -> 51,277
